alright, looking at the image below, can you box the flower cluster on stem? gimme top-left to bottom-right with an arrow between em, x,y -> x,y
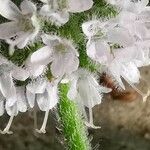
0,1 -> 149,146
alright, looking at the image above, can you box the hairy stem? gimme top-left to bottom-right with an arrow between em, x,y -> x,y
58,84 -> 91,150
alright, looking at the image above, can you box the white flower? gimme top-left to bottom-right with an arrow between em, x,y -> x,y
67,69 -> 111,128
82,19 -> 150,101
0,0 -> 40,55
30,34 -> 79,78
0,55 -> 29,108
5,86 -> 28,116
0,78 -> 28,135
40,0 -> 93,26
0,86 -> 28,134
89,41 -> 149,100
86,35 -> 138,87
26,77 -> 58,110
26,77 -> 58,133
83,21 -> 134,63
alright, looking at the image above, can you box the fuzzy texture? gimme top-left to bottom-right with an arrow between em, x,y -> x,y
58,83 -> 91,150
0,0 -> 117,148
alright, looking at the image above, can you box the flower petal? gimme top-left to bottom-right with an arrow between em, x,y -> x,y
31,65 -> 46,77
135,0 -> 149,13
109,62 -> 125,90
5,103 -> 18,116
40,5 -> 49,16
0,74 -> 17,106
36,91 -> 49,111
51,54 -> 66,77
87,40 -> 110,64
41,34 -> 60,46
65,54 -> 79,74
82,20 -> 101,37
26,79 -> 47,94
67,78 -> 78,100
12,67 -> 29,81
49,11 -> 69,25
26,89 -> 35,108
134,23 -> 148,39
0,21 -> 22,39
25,57 -> 46,77
139,8 -> 150,22
0,0 -> 22,20
31,46 -> 52,65
6,31 -> 30,48
46,83 -> 58,109
40,5 -> 69,25
20,0 -> 36,15
117,11 -> 136,25
17,37 -> 29,49
68,0 -> 93,13
78,79 -> 91,107
16,87 -> 27,112
121,62 -> 140,84
107,27 -> 134,47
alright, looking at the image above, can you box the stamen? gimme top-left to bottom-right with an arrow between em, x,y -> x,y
143,90 -> 150,102
123,75 -> 150,102
0,115 -> 14,134
89,107 -> 93,124
35,110 -> 49,134
85,108 -> 101,129
34,109 -> 38,129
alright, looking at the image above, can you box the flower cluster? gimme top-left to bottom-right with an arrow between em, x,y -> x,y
0,0 -> 101,134
0,0 -> 149,135
82,0 -> 150,101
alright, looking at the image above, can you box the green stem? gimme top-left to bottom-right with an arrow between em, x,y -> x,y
58,84 -> 91,150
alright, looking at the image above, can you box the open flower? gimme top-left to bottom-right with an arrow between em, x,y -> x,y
82,19 -> 150,101
0,86 -> 28,134
0,62 -> 29,134
40,0 -> 93,26
30,34 -> 79,78
26,77 -> 58,133
0,54 -> 29,108
0,0 -> 40,55
66,69 -> 111,128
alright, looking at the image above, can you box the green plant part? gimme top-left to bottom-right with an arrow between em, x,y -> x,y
58,83 -> 91,150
